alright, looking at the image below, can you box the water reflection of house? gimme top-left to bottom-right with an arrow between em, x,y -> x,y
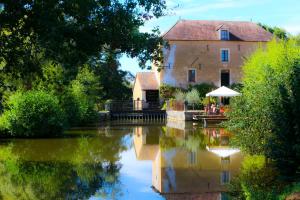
133,125 -> 243,200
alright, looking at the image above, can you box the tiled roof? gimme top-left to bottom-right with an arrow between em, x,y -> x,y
163,20 -> 273,42
135,72 -> 159,90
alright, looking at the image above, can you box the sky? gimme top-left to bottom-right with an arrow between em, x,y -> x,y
120,0 -> 300,75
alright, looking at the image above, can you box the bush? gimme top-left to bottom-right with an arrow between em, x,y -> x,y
230,83 -> 243,92
0,91 -> 66,137
159,84 -> 178,99
225,39 -> 300,180
186,89 -> 200,110
188,83 -> 216,98
62,81 -> 98,126
174,90 -> 185,101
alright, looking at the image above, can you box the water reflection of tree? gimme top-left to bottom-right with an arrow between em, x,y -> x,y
0,133 -> 127,200
159,128 -> 208,152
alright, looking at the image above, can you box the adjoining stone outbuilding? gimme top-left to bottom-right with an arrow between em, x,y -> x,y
132,72 -> 160,110
133,20 -> 273,105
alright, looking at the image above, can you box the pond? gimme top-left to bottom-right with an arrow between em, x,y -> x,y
0,121 -> 243,200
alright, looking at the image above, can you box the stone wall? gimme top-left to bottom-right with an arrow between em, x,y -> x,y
154,40 -> 267,88
167,110 -> 200,121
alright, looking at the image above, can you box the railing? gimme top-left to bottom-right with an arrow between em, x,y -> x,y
105,100 -> 133,112
105,100 -> 161,112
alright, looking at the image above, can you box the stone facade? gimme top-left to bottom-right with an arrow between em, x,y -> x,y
133,20 -> 273,101
154,40 -> 265,88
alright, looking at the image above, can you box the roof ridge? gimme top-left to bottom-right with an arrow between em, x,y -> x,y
162,19 -> 183,38
163,19 -> 273,42
178,19 -> 255,23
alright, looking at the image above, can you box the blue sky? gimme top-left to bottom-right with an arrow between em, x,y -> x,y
120,0 -> 300,75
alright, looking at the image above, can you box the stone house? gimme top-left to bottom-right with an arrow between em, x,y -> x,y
133,20 -> 273,105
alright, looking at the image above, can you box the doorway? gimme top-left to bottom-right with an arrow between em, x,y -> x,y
221,70 -> 230,87
221,70 -> 230,105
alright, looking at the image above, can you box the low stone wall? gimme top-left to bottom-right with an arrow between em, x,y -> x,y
166,120 -> 195,130
166,110 -> 200,121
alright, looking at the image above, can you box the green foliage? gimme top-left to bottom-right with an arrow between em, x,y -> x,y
0,91 -> 66,137
161,102 -> 167,110
0,132 -> 127,199
230,83 -> 243,92
278,183 -> 300,200
0,1 -> 166,79
228,155 -> 279,200
159,84 -> 178,99
187,83 -> 216,108
174,90 -> 186,101
90,51 -> 132,100
186,88 -> 200,104
188,83 -> 216,98
0,0 -> 166,131
225,39 -> 300,181
201,97 -> 217,106
65,66 -> 99,125
258,23 -> 288,40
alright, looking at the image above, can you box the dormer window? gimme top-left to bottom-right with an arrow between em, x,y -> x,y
220,29 -> 229,40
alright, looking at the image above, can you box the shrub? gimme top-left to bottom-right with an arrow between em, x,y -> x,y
60,66 -> 99,126
174,90 -> 185,101
188,83 -> 216,98
0,91 -> 66,137
230,83 -> 243,92
225,39 -> 300,180
186,88 -> 200,105
63,81 -> 98,126
159,84 -> 178,99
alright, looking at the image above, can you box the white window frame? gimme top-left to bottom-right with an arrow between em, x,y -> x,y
220,171 -> 230,185
187,68 -> 197,83
220,29 -> 230,40
220,48 -> 230,63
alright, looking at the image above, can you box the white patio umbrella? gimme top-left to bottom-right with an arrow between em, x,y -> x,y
206,86 -> 241,97
206,146 -> 240,157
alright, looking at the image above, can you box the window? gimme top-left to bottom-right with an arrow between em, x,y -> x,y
220,171 -> 230,185
221,49 -> 229,62
220,30 -> 229,40
221,156 -> 230,164
188,69 -> 196,82
188,151 -> 197,165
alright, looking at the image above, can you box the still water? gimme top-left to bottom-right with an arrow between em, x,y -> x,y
0,121 -> 243,200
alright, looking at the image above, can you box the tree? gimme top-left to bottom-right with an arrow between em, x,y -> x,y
90,50 -> 132,101
186,88 -> 200,109
225,39 -> 300,180
0,0 -> 166,96
0,1 -> 167,127
258,23 -> 288,40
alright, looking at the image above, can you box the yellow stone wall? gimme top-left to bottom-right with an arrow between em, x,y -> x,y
153,40 -> 267,88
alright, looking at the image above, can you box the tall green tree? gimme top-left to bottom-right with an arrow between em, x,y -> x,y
0,0 -> 166,112
90,51 -> 132,100
258,23 -> 288,40
0,0 -> 165,90
225,38 -> 300,181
